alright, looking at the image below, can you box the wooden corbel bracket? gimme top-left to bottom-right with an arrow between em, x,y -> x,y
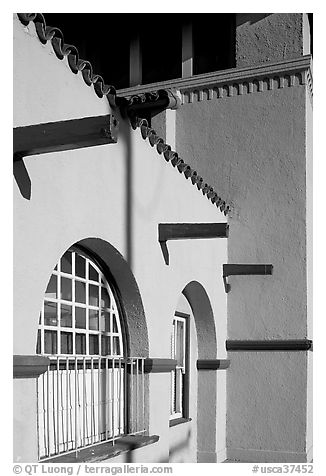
158,223 -> 229,265
13,114 -> 119,160
222,264 -> 273,293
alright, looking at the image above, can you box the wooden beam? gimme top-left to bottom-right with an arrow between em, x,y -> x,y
159,223 -> 229,242
144,358 -> 177,373
197,359 -> 230,370
159,223 -> 229,265
223,264 -> 273,276
13,114 -> 118,160
222,264 -> 273,293
226,339 -> 313,351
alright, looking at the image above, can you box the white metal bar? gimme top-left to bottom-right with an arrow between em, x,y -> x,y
46,368 -> 50,457
66,358 -> 69,452
83,357 -> 86,447
130,359 -> 134,434
135,358 -> 138,433
74,357 -> 78,454
105,358 -> 108,441
91,357 -> 94,445
56,358 -> 59,453
60,368 -> 65,454
36,377 -> 40,459
118,358 -> 122,435
112,357 -> 115,444
141,358 -> 145,433
98,357 -> 101,442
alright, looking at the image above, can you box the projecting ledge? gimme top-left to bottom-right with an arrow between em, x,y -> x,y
43,435 -> 160,463
197,359 -> 230,370
144,358 -> 177,373
13,355 -> 50,379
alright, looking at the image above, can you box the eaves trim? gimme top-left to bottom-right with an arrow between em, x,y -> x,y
130,115 -> 232,215
17,13 -> 117,104
17,13 -> 231,214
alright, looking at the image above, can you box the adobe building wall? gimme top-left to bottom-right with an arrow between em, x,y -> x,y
236,13 -> 310,67
13,16 -> 228,463
175,13 -> 312,463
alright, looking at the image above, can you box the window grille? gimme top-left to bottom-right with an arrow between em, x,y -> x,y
36,249 -> 145,460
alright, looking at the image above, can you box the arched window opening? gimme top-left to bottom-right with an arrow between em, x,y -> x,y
36,248 -> 145,461
36,248 -> 124,358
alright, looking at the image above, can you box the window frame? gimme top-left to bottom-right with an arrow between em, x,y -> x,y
37,246 -> 125,358
170,311 -> 190,423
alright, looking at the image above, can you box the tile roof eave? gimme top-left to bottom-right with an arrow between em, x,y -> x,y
129,115 -> 231,216
17,13 -> 117,105
16,13 -> 232,216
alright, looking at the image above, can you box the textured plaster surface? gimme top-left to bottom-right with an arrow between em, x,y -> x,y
13,379 -> 38,462
176,86 -> 307,340
226,352 -> 308,458
236,14 -> 306,67
13,17 -> 227,462
175,56 -> 310,460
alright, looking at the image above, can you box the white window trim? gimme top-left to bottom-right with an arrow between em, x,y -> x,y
170,313 -> 188,421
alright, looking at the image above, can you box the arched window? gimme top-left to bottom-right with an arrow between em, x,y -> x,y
36,248 -> 145,461
36,248 -> 124,358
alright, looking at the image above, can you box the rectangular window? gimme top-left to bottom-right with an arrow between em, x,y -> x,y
170,313 -> 188,420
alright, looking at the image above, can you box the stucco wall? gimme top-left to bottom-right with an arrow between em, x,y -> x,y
176,85 -> 307,340
13,15 -> 228,463
175,54 -> 310,460
236,14 -> 309,67
226,352 -> 308,462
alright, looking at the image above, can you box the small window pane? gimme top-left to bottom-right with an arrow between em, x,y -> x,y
61,251 -> 72,274
45,275 -> 57,299
100,310 -> 110,332
101,287 -> 110,308
75,281 -> 86,304
89,335 -> 99,355
89,284 -> 99,307
89,309 -> 99,331
112,337 -> 120,356
89,264 -> 99,282
61,303 -> 72,327
75,307 -> 86,329
76,334 -> 86,354
61,277 -> 72,301
112,314 -> 118,333
61,332 -> 73,354
44,330 -> 57,354
176,322 -> 184,366
36,330 -> 41,354
101,336 -> 110,356
75,253 -> 86,278
44,301 -> 58,326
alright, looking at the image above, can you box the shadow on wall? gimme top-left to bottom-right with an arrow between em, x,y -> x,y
119,110 -> 133,268
13,107 -> 135,273
156,429 -> 192,463
236,13 -> 272,26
